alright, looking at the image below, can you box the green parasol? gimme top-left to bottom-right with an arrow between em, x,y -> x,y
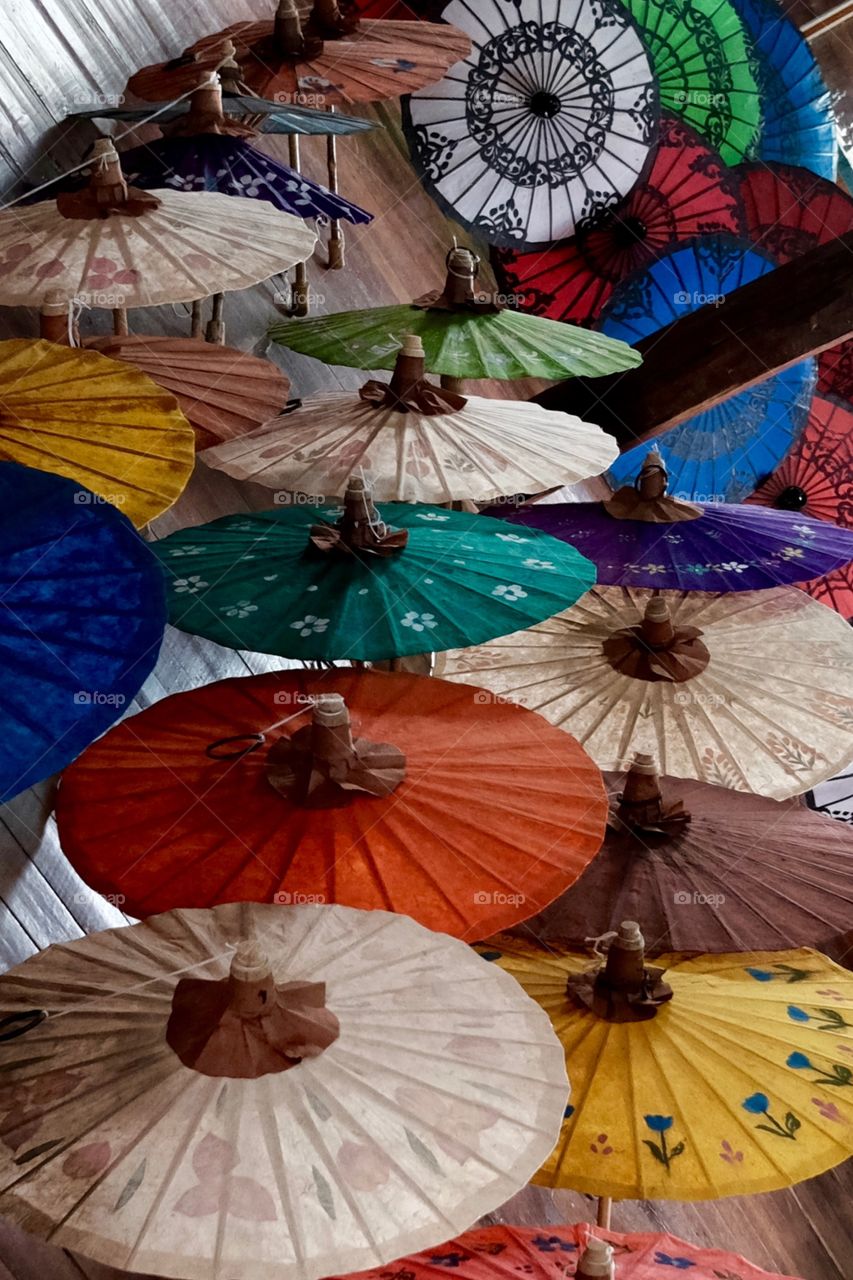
153,479 -> 596,662
268,245 -> 641,384
623,0 -> 760,164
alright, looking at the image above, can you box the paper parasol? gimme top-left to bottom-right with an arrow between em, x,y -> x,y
127,0 -> 472,106
268,244 -> 642,380
0,901 -> 568,1279
492,450 -> 853,593
119,133 -> 373,224
598,236 -> 816,503
152,481 -> 597,661
735,0 -> 835,178
403,0 -> 656,247
0,461 -> 165,803
739,163 -> 853,408
67,94 -> 377,136
337,1223 -> 804,1280
200,336 -> 619,502
55,669 -> 608,933
0,140 -> 316,308
83,335 -> 290,450
490,116 -> 745,327
513,753 -> 853,953
747,395 -> 853,618
478,926 -> 853,1199
434,585 -> 853,800
0,337 -> 194,527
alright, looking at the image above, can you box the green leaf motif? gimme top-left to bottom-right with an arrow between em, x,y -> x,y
14,1138 -> 62,1165
114,1160 -> 146,1211
669,1141 -> 686,1159
405,1128 -> 442,1175
786,1113 -> 801,1135
306,1092 -> 331,1121
816,1008 -> 851,1031
312,1165 -> 336,1219
642,1138 -> 666,1166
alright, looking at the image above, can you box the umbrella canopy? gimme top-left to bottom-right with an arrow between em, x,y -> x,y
598,236 -> 816,502
747,395 -> 853,618
434,585 -> 853,800
735,0 -> 835,178
119,133 -> 373,224
0,139 -> 316,308
0,337 -> 194,527
68,95 -> 377,136
152,480 -> 597,661
200,335 -> 619,502
84,335 -> 289,450
268,244 -> 643,380
739,163 -> 853,406
337,1223 -> 804,1280
492,449 -> 853,593
128,1 -> 472,106
0,461 -> 165,803
0,901 -> 568,1280
478,926 -> 853,1199
513,753 -> 853,953
620,0 -> 759,165
55,669 -> 608,934
403,0 -> 657,247
490,116 -> 745,327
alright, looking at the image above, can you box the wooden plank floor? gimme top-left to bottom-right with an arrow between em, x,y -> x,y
0,29 -> 850,1280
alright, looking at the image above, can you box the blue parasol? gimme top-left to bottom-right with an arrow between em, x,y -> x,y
0,463 -> 166,803
598,235 -> 816,502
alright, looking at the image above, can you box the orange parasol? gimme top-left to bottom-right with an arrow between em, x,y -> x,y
55,670 -> 608,936
126,0 -> 473,107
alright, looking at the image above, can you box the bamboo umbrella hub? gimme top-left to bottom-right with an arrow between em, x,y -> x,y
576,1238 -> 616,1279
604,448 -> 701,523
57,139 -> 161,221
567,920 -> 673,1022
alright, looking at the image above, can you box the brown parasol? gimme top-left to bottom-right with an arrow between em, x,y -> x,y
510,753 -> 853,954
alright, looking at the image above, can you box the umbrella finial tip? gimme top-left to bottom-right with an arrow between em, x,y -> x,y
400,333 -> 424,357
617,920 -> 643,948
313,693 -> 348,725
630,751 -> 657,772
643,596 -> 670,623
578,1237 -> 615,1278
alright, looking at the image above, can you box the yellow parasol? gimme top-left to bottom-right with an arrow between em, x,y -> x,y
478,925 -> 853,1205
0,336 -> 194,526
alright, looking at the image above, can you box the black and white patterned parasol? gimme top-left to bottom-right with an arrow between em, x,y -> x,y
403,0 -> 658,247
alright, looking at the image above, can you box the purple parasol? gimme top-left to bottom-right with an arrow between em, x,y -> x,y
488,450 -> 853,593
118,133 -> 373,225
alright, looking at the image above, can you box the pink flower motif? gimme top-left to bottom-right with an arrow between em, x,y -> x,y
0,242 -> 33,267
816,989 -> 843,1000
184,252 -> 214,270
590,1133 -> 613,1156
811,1097 -> 848,1124
336,1140 -> 392,1191
34,258 -> 64,279
395,1085 -> 498,1163
0,1110 -> 41,1152
174,1133 -> 277,1222
720,1139 -> 744,1164
62,1141 -> 112,1179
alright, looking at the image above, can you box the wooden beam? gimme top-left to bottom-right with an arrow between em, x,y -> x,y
533,230 -> 853,447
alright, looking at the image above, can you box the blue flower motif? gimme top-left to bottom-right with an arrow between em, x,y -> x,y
787,1052 -> 812,1070
428,1254 -> 466,1267
654,1255 -> 695,1269
746,967 -> 773,981
644,1114 -> 674,1132
531,1236 -> 576,1253
787,1005 -> 810,1022
478,951 -> 502,962
564,1104 -> 575,1119
742,1092 -> 770,1114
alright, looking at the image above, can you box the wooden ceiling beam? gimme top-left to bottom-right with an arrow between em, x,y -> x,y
533,230 -> 853,447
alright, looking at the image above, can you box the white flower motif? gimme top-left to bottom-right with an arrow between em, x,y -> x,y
168,546 -> 203,557
400,611 -> 437,633
522,557 -> 556,570
792,523 -> 816,538
779,546 -> 806,561
492,584 -> 528,602
290,614 -> 329,637
662,533 -> 684,544
415,512 -> 450,522
718,561 -> 751,573
166,173 -> 204,190
495,532 -> 529,543
172,575 -> 208,595
221,600 -> 259,619
321,507 -> 344,519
